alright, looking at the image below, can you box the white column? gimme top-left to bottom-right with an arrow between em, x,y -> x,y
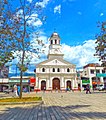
72,80 -> 74,89
80,79 -> 83,90
35,77 -> 39,89
50,77 -> 52,88
39,79 -> 41,89
49,67 -> 52,90
61,76 -> 64,88
64,79 -> 66,90
90,77 -> 93,89
53,39 -> 55,44
101,77 -> 104,83
46,79 -> 49,90
35,77 -> 39,88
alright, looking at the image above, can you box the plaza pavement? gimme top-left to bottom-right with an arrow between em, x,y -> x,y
0,91 -> 106,120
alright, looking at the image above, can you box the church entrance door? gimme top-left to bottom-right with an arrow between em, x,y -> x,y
41,81 -> 46,90
52,78 -> 60,90
66,81 -> 72,90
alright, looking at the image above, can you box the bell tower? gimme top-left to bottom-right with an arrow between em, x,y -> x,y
48,32 -> 64,59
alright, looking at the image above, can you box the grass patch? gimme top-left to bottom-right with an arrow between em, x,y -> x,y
0,97 -> 42,102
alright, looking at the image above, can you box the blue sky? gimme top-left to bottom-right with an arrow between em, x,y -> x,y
9,0 -> 106,74
42,0 -> 106,45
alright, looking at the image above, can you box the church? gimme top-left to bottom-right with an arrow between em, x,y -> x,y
35,32 -> 77,91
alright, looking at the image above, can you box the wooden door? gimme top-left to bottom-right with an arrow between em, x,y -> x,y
66,81 -> 71,90
52,78 -> 60,90
41,81 -> 46,90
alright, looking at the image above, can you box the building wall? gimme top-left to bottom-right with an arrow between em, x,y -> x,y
35,32 -> 77,91
35,67 -> 76,91
82,64 -> 106,89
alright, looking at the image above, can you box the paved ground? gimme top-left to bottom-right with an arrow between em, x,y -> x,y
0,91 -> 106,120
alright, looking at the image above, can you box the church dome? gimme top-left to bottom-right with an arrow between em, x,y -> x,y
51,32 -> 60,38
52,32 -> 58,35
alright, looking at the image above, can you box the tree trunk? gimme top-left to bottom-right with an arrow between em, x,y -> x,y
19,50 -> 25,99
19,70 -> 23,99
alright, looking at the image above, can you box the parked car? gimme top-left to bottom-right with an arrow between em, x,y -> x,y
3,88 -> 12,94
96,84 -> 105,91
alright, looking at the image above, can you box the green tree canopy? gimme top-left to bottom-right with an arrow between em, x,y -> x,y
95,21 -> 106,68
0,0 -> 46,98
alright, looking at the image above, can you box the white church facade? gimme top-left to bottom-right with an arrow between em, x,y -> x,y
35,32 -> 78,91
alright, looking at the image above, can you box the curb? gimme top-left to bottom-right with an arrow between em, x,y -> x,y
0,101 -> 43,105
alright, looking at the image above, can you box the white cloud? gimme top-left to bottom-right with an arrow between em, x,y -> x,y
9,32 -> 49,73
15,10 -> 42,27
9,36 -> 100,73
26,32 -> 49,64
9,51 -> 41,73
68,0 -> 76,2
26,14 -> 43,27
100,13 -> 104,16
35,0 -> 50,8
62,40 -> 100,69
77,11 -> 82,15
54,5 -> 61,14
28,39 -> 100,69
30,38 -> 100,69
27,0 -> 32,3
33,19 -> 42,26
63,0 -> 76,2
16,9 -> 23,15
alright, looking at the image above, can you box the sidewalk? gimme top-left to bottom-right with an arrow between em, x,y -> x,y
0,91 -> 106,120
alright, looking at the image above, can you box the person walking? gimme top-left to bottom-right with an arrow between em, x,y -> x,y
17,85 -> 20,96
14,84 -> 18,96
86,84 -> 91,94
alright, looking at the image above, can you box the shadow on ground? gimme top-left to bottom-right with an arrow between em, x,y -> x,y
0,103 -> 106,120
92,91 -> 106,94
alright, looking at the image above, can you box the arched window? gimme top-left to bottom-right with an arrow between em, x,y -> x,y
57,68 -> 60,72
67,68 -> 70,72
51,40 -> 53,44
55,39 -> 57,44
42,68 -> 45,72
53,68 -> 55,72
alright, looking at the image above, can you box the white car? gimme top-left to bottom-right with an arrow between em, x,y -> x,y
3,88 -> 12,94
97,84 -> 105,91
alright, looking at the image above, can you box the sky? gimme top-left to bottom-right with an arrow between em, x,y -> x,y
9,0 -> 106,74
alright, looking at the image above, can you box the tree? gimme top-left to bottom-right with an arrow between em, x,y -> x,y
95,21 -> 106,69
0,0 -> 46,98
0,0 -> 15,68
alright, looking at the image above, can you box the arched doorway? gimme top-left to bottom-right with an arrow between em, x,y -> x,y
52,78 -> 60,90
66,81 -> 71,90
41,81 -> 46,90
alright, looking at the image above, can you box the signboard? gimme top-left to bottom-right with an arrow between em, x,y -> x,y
9,80 -> 28,83
82,80 -> 90,84
0,66 -> 9,78
0,78 -> 9,83
30,77 -> 36,86
81,77 -> 90,84
96,73 -> 106,77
